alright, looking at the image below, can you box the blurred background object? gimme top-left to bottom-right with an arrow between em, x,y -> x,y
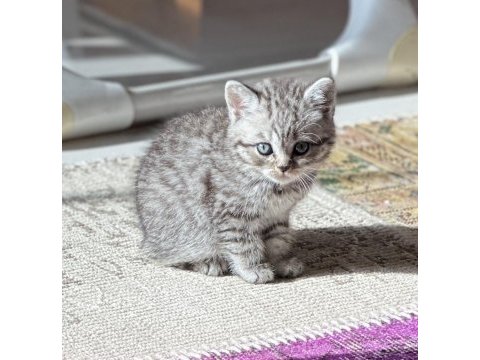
62,0 -> 417,140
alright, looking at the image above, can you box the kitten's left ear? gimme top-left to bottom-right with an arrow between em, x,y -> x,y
303,77 -> 336,115
225,80 -> 260,122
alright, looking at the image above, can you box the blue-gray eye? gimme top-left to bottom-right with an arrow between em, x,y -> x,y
294,142 -> 310,155
256,143 -> 273,155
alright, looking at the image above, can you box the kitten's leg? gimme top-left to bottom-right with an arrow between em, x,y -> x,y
190,258 -> 228,277
220,232 -> 274,284
174,258 -> 228,276
264,226 -> 304,278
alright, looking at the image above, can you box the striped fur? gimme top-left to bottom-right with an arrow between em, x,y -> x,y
135,78 -> 336,283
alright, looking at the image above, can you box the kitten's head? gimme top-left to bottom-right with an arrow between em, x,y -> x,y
225,78 -> 336,186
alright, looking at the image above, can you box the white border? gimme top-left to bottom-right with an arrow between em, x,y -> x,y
420,1 -> 480,358
1,1 -> 61,359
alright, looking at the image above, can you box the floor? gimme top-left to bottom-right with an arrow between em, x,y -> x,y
62,85 -> 418,164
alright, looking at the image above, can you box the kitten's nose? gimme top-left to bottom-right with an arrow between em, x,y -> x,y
278,165 -> 290,173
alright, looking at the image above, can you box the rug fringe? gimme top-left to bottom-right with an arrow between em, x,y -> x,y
154,303 -> 418,360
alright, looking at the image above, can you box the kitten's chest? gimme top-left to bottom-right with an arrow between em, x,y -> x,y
217,181 -> 302,228
243,192 -> 297,234
246,188 -> 300,225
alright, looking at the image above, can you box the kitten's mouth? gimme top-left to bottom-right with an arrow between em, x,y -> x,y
264,171 -> 298,185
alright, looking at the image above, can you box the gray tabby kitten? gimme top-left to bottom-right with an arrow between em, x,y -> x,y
136,77 -> 336,284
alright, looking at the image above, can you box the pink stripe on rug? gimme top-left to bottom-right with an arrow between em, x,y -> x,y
202,315 -> 417,360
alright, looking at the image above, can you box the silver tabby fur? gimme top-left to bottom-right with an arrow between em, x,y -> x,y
135,78 -> 336,284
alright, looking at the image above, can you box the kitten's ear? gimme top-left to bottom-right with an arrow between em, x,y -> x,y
303,77 -> 336,115
225,80 -> 260,122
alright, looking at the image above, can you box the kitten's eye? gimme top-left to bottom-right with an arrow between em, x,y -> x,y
294,142 -> 310,155
256,143 -> 273,156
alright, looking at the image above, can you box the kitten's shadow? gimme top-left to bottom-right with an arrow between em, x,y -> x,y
283,225 -> 417,281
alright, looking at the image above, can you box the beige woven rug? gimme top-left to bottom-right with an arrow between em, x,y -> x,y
63,145 -> 417,359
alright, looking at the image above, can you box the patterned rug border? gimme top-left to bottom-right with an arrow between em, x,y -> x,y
156,303 -> 418,360
202,314 -> 418,360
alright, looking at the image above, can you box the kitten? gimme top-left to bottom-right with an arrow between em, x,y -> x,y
135,77 -> 336,284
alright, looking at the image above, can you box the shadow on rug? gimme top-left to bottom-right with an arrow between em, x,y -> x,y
293,225 -> 417,279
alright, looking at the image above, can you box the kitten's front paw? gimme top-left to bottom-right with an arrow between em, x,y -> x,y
237,263 -> 275,284
274,257 -> 304,278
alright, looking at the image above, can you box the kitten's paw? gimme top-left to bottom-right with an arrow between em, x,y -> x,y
237,263 -> 275,284
274,257 -> 304,278
191,259 -> 227,276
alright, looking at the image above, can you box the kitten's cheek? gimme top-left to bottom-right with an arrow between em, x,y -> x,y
262,169 -> 274,178
261,169 -> 280,183
296,159 -> 308,167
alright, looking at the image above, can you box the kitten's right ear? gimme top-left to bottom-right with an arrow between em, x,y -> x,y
303,77 -> 336,116
225,80 -> 260,122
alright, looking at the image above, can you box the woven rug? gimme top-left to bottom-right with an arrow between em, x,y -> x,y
62,117 -> 418,359
319,117 -> 418,226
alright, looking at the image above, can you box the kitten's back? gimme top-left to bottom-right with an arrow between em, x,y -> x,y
135,107 -> 229,262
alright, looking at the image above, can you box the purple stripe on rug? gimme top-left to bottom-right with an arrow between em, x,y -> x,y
202,315 -> 417,360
